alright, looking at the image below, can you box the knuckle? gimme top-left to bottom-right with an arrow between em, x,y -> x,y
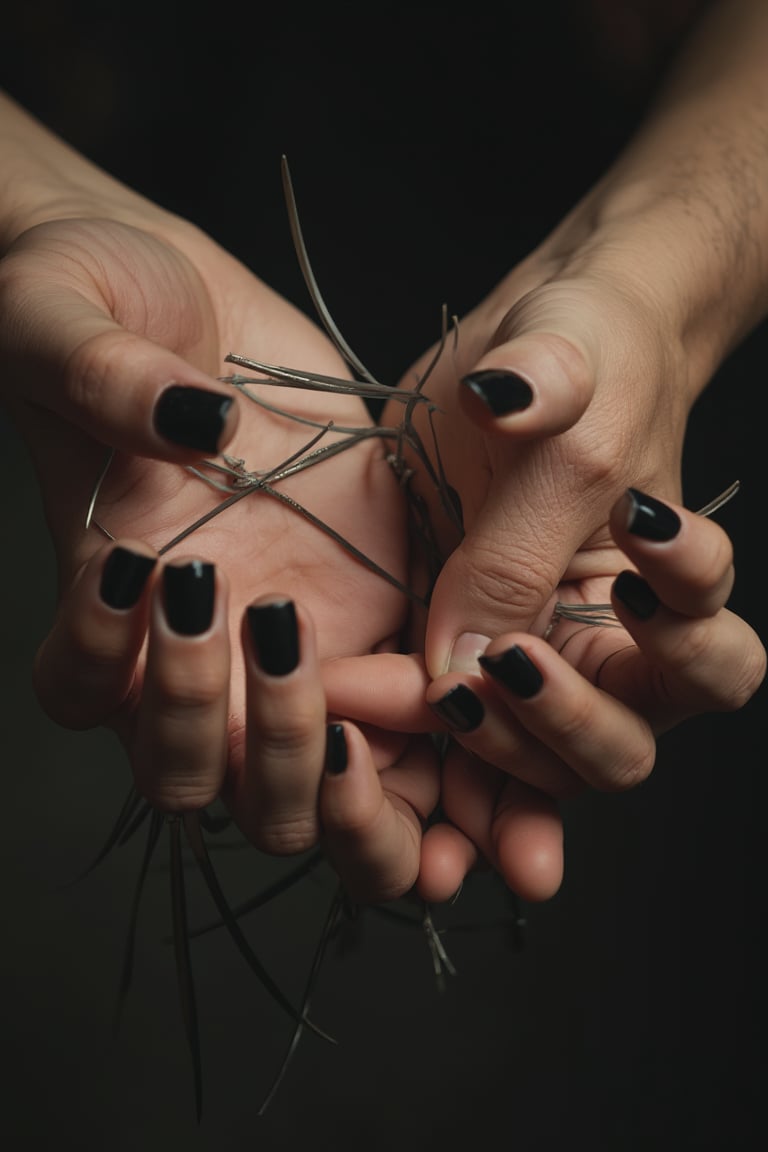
557,703 -> 655,792
63,329 -> 134,413
606,743 -> 656,792
151,667 -> 224,713
252,814 -> 319,856
140,780 -> 219,812
456,535 -> 562,622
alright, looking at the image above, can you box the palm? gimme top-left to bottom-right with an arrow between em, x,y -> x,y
11,218 -> 409,762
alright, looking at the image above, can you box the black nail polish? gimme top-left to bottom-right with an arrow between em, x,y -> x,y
163,561 -> 215,635
246,600 -> 299,676
478,645 -> 543,698
324,723 -> 348,775
613,570 -> 659,620
100,547 -> 156,609
461,370 -> 533,417
626,488 -> 681,542
154,386 -> 233,452
429,684 -> 485,733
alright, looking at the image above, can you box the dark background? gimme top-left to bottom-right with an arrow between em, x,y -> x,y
1,3 -> 766,1149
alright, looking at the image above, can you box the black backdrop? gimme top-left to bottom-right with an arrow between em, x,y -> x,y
1,4 -> 766,1149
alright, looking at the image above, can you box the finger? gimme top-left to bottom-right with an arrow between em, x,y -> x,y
4,280 -> 238,462
227,597 -> 327,855
33,539 -> 157,728
459,329 -> 593,438
492,775 -> 564,901
132,558 -> 230,811
418,821 -> 481,904
605,596 -> 767,725
439,742 -> 564,901
609,488 -> 735,617
322,651 -> 437,732
320,724 -> 438,904
477,635 -> 657,792
426,673 -> 581,797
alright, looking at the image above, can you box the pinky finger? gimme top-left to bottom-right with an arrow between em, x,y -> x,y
320,724 -> 432,904
33,539 -> 157,729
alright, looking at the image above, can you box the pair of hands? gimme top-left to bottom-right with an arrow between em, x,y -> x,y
1,201 -> 764,906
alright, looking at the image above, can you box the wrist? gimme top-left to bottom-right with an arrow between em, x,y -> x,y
535,170 -> 768,403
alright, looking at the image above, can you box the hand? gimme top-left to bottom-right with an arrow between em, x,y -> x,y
327,488 -> 766,901
0,212 -> 412,806
385,0 -> 768,684
33,538 -> 439,902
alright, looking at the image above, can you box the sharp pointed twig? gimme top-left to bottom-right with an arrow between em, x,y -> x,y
114,808 -> 165,1038
169,815 -> 203,1123
181,813 -> 335,1044
258,882 -> 345,1115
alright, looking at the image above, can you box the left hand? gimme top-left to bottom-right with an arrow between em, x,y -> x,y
327,486 -> 766,902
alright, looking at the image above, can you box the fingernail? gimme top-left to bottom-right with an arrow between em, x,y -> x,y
154,385 -> 234,452
246,600 -> 299,676
163,561 -> 215,635
478,645 -> 543,698
447,632 -> 492,675
429,684 -> 485,733
613,570 -> 659,620
324,723 -> 348,775
100,547 -> 156,609
624,488 -> 681,542
461,370 -> 534,416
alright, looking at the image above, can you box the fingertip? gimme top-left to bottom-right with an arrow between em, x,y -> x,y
152,382 -> 239,457
416,822 -> 479,903
33,537 -> 160,729
459,333 -> 592,438
244,596 -> 301,677
493,791 -> 564,902
98,540 -> 159,610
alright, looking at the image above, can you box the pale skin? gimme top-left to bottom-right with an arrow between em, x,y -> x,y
1,0 -> 766,905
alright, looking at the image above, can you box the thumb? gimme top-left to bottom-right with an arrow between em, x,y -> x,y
459,292 -> 597,439
424,516 -> 569,677
424,313 -> 607,676
4,285 -> 239,462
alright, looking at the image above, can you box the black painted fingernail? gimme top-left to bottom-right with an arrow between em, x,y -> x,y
478,645 -> 543,698
429,683 -> 485,733
247,600 -> 299,676
461,370 -> 534,416
613,570 -> 659,620
324,723 -> 348,775
163,561 -> 215,635
625,488 -> 681,542
154,385 -> 233,452
100,547 -> 156,609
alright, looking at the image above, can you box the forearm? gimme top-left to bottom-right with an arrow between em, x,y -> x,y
0,90 -> 171,253
536,0 -> 768,396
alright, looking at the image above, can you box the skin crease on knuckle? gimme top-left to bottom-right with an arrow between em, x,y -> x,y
650,617 -> 768,714
250,813 -> 321,857
444,533 -> 563,628
550,697 -> 656,792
